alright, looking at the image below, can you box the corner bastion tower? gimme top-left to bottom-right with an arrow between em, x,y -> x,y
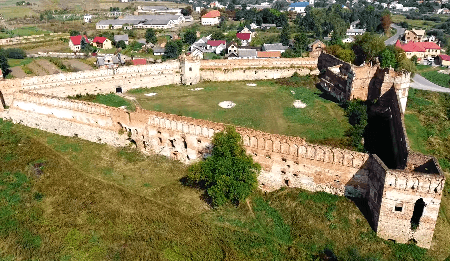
0,54 -> 445,249
318,52 -> 445,248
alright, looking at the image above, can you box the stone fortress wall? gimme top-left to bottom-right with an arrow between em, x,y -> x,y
0,56 -> 445,249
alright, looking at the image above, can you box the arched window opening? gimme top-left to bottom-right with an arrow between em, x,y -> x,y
411,198 -> 426,230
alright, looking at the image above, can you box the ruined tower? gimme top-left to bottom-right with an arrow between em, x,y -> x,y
368,154 -> 445,248
180,54 -> 201,85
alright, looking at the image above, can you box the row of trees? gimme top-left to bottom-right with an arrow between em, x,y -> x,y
325,33 -> 416,73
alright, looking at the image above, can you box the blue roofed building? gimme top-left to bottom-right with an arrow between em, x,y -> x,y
288,1 -> 313,13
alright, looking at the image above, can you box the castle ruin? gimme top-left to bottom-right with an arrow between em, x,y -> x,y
0,55 -> 445,249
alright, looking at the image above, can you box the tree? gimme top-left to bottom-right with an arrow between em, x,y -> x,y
336,48 -> 356,63
211,31 -> 225,40
380,13 -> 392,35
344,99 -> 368,152
186,126 -> 260,207
0,53 -> 10,78
164,40 -> 181,59
145,28 -> 157,44
293,32 -> 308,55
183,30 -> 197,45
116,40 -> 127,49
69,30 -> 80,36
272,0 -> 289,11
280,25 -> 290,46
411,55 -> 418,65
181,6 -> 193,16
200,9 -> 208,17
380,48 -> 397,68
353,33 -> 385,64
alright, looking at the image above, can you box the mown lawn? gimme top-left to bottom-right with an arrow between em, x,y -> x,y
126,76 -> 352,148
69,93 -> 135,111
0,119 -> 449,260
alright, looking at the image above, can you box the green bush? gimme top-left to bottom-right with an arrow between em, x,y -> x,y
343,100 -> 368,151
186,126 -> 261,207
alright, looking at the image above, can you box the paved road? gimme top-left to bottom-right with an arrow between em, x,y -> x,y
411,74 -> 450,93
385,24 -> 405,46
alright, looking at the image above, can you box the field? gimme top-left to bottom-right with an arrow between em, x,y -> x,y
0,26 -> 50,39
416,65 -> 450,89
1,118 -> 449,260
126,76 -> 353,147
391,14 -> 441,30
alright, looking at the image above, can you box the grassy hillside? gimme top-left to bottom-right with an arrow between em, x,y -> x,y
0,118 -> 449,260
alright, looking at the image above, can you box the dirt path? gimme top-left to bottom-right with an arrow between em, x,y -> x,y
63,59 -> 93,72
10,67 -> 27,78
35,59 -> 62,74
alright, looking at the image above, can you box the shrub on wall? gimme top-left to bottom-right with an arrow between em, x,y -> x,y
186,126 -> 261,207
343,99 -> 368,152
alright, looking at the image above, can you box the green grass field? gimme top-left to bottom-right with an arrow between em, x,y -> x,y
392,15 -> 441,30
420,71 -> 450,88
126,76 -> 352,148
1,118 -> 449,260
404,88 -> 450,171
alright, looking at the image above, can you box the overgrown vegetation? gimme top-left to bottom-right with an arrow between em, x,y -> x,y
343,99 -> 368,152
420,70 -> 450,88
0,118 -> 449,260
186,126 -> 260,207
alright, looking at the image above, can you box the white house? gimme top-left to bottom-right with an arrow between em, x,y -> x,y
288,2 -> 310,13
84,14 -> 92,23
69,35 -> 89,52
201,10 -> 220,26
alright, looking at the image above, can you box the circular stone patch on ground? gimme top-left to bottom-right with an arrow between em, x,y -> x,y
144,93 -> 157,97
247,83 -> 257,86
218,101 -> 236,108
293,100 -> 307,108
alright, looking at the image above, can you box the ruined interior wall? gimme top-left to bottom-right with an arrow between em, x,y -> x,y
376,169 -> 445,248
319,68 -> 351,102
350,65 -> 379,100
200,67 -> 316,82
367,155 -> 388,231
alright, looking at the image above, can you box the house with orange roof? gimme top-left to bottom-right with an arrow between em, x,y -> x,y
201,10 -> 220,26
92,37 -> 113,49
436,54 -> 450,67
395,40 -> 440,60
69,35 -> 89,52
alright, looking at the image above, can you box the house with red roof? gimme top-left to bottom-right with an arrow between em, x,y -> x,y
436,54 -> 450,67
201,10 -> 220,26
395,40 -> 440,60
207,40 -> 226,54
92,36 -> 113,49
236,33 -> 252,46
131,59 -> 147,66
69,35 -> 89,52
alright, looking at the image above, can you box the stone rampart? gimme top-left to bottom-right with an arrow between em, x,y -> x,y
4,90 -> 370,197
200,57 -> 318,69
200,67 -> 317,82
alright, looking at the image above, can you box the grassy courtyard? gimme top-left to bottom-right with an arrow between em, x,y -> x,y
0,119 -> 449,260
127,76 -> 352,148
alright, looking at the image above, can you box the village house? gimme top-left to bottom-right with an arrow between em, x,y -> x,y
96,15 -> 184,30
84,14 -> 92,23
69,35 -> 89,52
395,40 -> 441,60
96,54 -> 125,69
342,36 -> 355,43
190,46 -> 204,59
236,33 -> 252,46
237,49 -> 257,59
404,29 -> 426,43
226,42 -> 238,55
92,37 -> 113,49
288,2 -> 311,13
152,47 -> 166,56
239,26 -> 257,38
206,40 -> 226,54
260,24 -> 277,30
201,10 -> 220,26
262,43 -> 289,53
435,54 -> 450,67
114,34 -> 129,45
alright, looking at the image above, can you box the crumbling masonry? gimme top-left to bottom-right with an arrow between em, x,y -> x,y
0,55 -> 445,249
